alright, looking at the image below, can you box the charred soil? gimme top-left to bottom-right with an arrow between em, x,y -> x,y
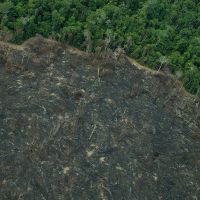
0,37 -> 200,200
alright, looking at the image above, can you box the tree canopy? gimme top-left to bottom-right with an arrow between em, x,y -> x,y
0,0 -> 199,94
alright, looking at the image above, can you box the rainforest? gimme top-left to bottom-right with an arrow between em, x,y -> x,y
0,0 -> 199,94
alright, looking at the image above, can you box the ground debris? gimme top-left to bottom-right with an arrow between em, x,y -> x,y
0,37 -> 200,200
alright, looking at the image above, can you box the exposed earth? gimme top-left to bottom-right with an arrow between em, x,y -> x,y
0,37 -> 200,200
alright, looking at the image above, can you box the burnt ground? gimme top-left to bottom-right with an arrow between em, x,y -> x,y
0,37 -> 200,200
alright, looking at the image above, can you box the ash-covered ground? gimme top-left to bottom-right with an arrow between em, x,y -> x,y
0,37 -> 200,200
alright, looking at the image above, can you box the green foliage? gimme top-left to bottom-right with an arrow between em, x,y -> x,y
0,0 -> 199,94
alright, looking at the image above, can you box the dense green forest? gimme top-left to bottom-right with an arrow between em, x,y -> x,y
0,0 -> 199,94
